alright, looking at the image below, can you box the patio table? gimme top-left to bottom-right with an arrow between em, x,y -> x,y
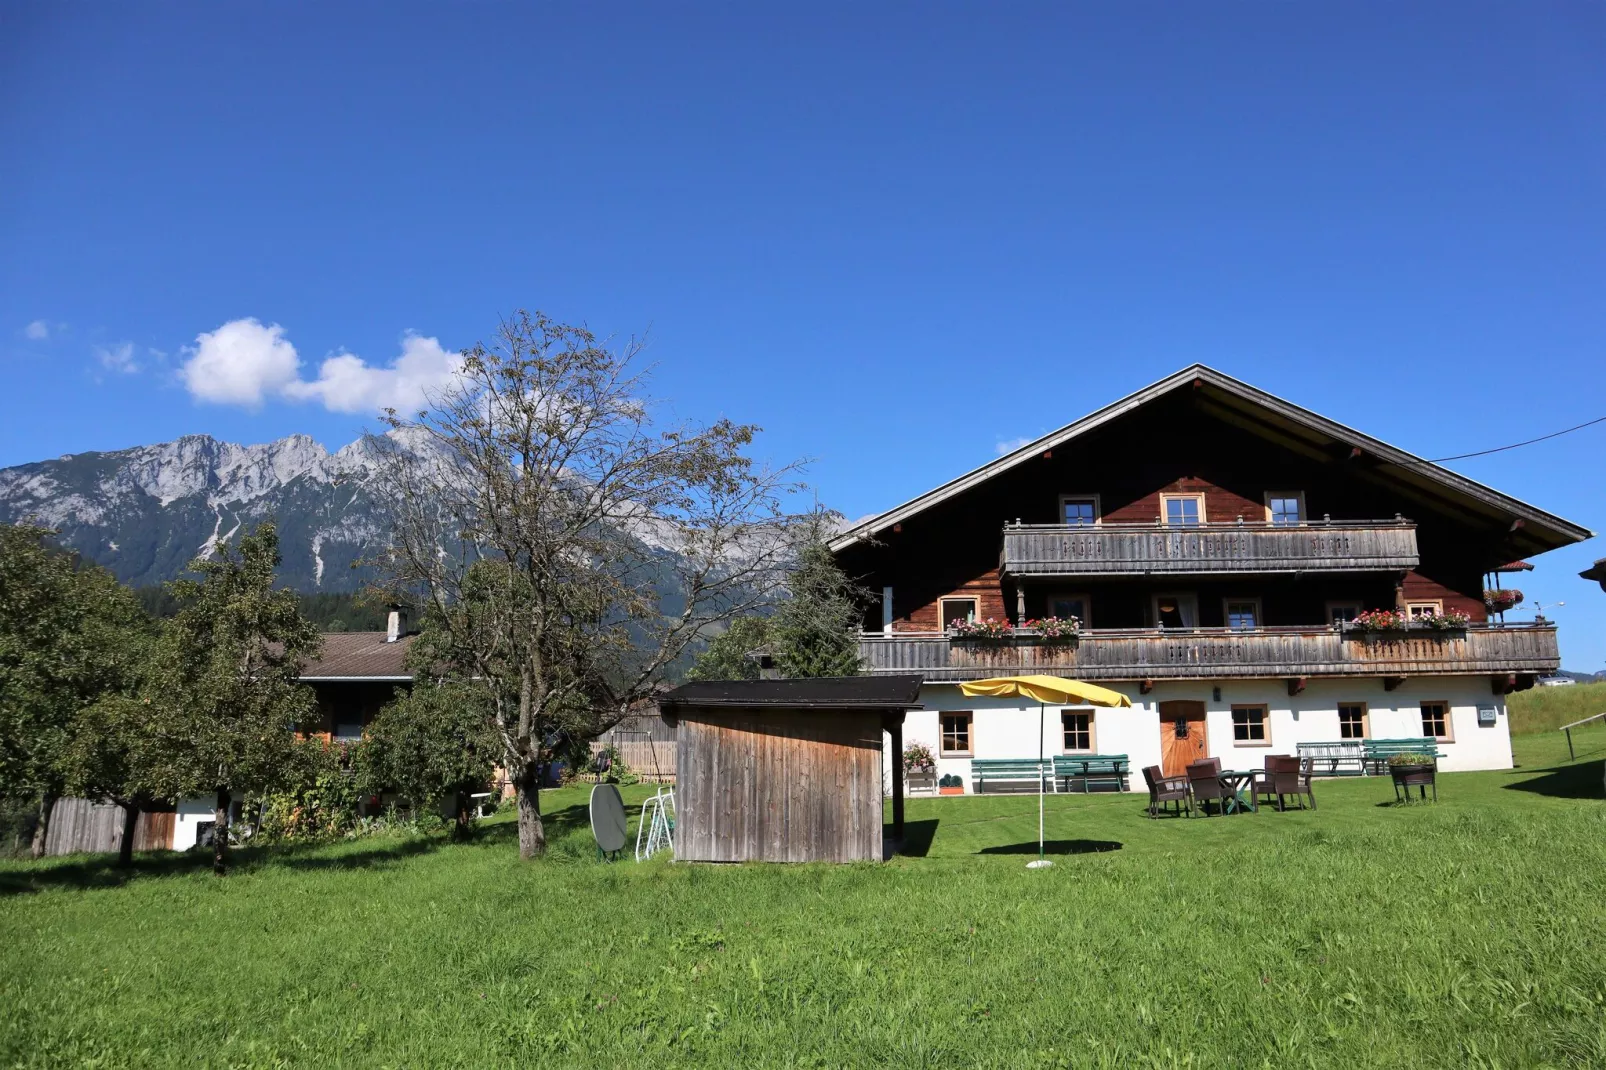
1217,770 -> 1260,814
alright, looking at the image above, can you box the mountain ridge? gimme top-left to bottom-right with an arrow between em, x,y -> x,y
0,432 -> 397,591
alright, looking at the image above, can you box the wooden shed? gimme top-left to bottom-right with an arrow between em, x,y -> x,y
658,675 -> 924,863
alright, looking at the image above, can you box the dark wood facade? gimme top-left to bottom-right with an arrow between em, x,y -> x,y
834,367 -> 1590,683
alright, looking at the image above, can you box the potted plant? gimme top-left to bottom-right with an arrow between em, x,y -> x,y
1021,615 -> 1081,642
938,773 -> 965,796
902,742 -> 936,778
1388,750 -> 1437,802
950,617 -> 1014,640
1484,588 -> 1523,614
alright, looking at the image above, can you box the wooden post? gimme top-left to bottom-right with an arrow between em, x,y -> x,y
890,717 -> 905,845
1015,582 -> 1026,623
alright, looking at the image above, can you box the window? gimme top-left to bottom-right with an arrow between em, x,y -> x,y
1049,594 -> 1090,625
1265,492 -> 1305,526
1153,593 -> 1198,629
1407,601 -> 1444,620
1061,710 -> 1093,751
939,597 -> 978,629
941,712 -> 973,755
1338,702 -> 1368,739
1327,602 -> 1361,626
333,719 -> 364,742
1060,495 -> 1100,527
1232,705 -> 1269,745
1224,599 -> 1261,631
1161,493 -> 1205,526
1421,701 -> 1452,741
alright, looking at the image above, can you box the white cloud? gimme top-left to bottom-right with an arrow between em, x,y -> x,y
284,332 -> 463,414
24,320 -> 49,340
995,436 -> 1035,456
95,341 -> 140,374
180,318 -> 462,414
181,319 -> 301,407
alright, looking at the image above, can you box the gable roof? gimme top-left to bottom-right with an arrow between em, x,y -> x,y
299,632 -> 415,681
658,674 -> 924,710
830,364 -> 1593,558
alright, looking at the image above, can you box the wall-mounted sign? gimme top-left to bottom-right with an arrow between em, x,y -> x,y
1477,705 -> 1498,727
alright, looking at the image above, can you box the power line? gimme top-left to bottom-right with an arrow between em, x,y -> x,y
1427,414 -> 1606,463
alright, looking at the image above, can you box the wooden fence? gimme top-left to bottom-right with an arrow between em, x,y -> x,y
42,798 -> 175,856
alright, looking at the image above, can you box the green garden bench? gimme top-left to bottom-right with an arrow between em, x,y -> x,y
1296,741 -> 1366,777
1051,754 -> 1131,793
1362,739 -> 1444,775
970,759 -> 1052,793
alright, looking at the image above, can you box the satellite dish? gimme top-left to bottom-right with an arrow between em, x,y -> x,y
589,783 -> 628,860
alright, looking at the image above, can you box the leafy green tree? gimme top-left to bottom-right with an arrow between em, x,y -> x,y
772,519 -> 867,679
376,311 -> 805,857
354,681 -> 499,838
685,616 -> 774,681
137,522 -> 322,875
0,525 -> 149,857
60,695 -> 159,867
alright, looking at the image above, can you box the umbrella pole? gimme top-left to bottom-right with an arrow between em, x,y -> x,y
1028,699 -> 1052,869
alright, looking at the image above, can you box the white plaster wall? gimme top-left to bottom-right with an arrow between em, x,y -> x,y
171,797 -> 218,851
886,676 -> 1511,791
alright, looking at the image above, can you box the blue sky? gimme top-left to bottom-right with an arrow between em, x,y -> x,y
3,5 -> 1604,667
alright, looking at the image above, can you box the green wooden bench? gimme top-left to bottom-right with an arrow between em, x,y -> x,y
970,759 -> 1052,793
1051,754 -> 1131,793
1296,741 -> 1366,776
1362,738 -> 1444,775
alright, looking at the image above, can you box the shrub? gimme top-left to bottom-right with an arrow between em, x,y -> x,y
1387,751 -> 1436,768
938,773 -> 962,788
903,742 -> 936,774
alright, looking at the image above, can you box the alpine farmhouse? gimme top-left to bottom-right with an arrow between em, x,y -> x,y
832,366 -> 1593,786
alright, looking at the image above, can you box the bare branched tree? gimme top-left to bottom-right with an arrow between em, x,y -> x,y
373,311 -> 806,857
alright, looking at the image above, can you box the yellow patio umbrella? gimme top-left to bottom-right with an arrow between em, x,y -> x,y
958,675 -> 1132,869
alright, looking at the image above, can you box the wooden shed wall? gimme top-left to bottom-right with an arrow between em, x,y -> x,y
674,708 -> 884,863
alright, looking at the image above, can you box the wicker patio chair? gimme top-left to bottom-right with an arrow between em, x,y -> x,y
1186,758 -> 1233,817
1142,764 -> 1192,818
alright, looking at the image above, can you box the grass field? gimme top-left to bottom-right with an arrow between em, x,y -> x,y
1508,680 -> 1606,734
4,729 -> 1606,1069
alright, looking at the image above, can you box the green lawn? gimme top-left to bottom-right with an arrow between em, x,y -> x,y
4,730 -> 1606,1069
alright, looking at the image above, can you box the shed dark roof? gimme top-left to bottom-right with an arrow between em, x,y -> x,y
299,632 -> 415,680
658,674 -> 924,710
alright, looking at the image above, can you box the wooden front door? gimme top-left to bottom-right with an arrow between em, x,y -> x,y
1159,700 -> 1209,777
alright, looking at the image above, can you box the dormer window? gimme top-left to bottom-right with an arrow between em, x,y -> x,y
1266,492 -> 1305,526
1160,493 -> 1204,526
1060,495 -> 1099,526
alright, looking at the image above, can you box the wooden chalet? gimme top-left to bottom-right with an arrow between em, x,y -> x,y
833,365 -> 1593,783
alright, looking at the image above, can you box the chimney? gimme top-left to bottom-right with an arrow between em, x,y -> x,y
386,604 -> 410,643
747,649 -> 779,680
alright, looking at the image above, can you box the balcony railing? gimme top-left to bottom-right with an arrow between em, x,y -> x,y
858,623 -> 1558,682
1000,519 -> 1418,577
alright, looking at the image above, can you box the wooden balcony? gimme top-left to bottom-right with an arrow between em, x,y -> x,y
858,624 -> 1558,682
1000,519 -> 1418,577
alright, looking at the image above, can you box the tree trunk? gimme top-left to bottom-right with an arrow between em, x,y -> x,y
453,789 -> 472,840
515,764 -> 545,858
213,788 -> 230,876
116,800 -> 140,868
30,792 -> 57,859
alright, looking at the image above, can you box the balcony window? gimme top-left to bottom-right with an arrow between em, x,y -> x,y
1153,593 -> 1198,629
1421,701 -> 1452,741
941,712 -> 973,756
1061,710 -> 1093,752
1048,594 -> 1090,626
333,719 -> 364,742
1408,601 -> 1443,621
1060,495 -> 1100,526
1232,705 -> 1270,745
1161,494 -> 1205,526
939,597 -> 978,629
1224,599 -> 1260,631
1266,492 -> 1305,526
1338,702 -> 1368,739
1327,602 -> 1361,627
